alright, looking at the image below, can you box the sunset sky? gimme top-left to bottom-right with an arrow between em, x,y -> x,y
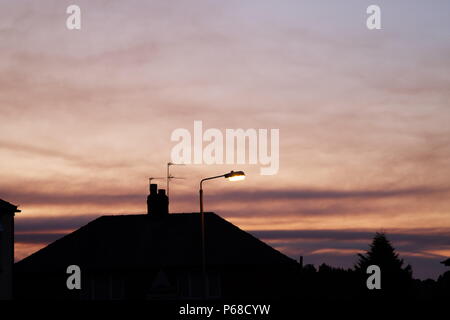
1,0 -> 450,279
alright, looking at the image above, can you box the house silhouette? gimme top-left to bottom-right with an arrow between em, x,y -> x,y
14,184 -> 298,300
0,199 -> 20,300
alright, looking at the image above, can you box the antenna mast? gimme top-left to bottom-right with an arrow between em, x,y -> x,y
167,162 -> 185,198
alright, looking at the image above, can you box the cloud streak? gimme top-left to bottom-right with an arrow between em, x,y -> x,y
251,228 -> 450,251
0,140 -> 134,169
3,184 -> 447,210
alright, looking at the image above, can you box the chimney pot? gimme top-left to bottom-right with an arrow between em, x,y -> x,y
147,184 -> 169,216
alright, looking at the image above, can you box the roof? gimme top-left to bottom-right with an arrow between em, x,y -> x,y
0,199 -> 20,214
15,212 -> 297,272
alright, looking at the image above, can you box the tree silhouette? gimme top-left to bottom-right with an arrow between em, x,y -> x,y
355,232 -> 412,295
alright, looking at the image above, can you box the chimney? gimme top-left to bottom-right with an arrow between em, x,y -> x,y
147,184 -> 169,216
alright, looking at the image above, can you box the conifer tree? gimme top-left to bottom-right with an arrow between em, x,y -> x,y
355,232 -> 412,293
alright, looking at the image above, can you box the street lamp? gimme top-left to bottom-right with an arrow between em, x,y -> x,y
199,170 -> 245,298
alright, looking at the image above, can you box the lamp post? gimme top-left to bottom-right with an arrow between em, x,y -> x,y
199,170 -> 245,298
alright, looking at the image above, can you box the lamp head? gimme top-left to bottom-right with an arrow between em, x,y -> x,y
224,170 -> 246,181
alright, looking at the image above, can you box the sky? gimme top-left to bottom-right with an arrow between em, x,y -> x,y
1,0 -> 450,280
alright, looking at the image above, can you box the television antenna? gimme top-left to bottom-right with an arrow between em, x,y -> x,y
167,162 -> 186,198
